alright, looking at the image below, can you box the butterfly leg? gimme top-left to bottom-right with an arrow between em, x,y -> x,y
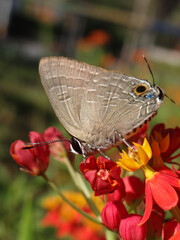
87,143 -> 112,161
97,148 -> 112,161
114,130 -> 136,151
80,146 -> 87,163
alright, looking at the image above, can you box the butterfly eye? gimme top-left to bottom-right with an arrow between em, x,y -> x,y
133,84 -> 148,95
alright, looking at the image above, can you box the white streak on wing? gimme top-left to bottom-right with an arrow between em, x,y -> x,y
99,83 -> 108,87
88,89 -> 96,92
86,100 -> 96,103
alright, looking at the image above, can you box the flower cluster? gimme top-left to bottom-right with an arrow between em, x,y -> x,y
41,193 -> 105,240
10,124 -> 180,240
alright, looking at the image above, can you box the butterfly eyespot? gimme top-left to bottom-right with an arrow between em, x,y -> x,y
133,84 -> 149,95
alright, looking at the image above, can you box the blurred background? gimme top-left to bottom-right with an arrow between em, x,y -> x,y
0,0 -> 180,239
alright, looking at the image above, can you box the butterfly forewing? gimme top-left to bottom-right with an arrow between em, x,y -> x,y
39,57 -> 104,140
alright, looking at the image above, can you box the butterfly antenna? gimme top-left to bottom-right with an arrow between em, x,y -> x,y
22,139 -> 70,149
143,55 -> 155,86
164,93 -> 176,104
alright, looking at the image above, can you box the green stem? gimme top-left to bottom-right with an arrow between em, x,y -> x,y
104,228 -> 118,240
41,172 -> 102,225
63,156 -> 101,216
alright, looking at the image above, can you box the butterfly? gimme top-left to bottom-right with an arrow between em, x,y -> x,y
39,57 -> 164,160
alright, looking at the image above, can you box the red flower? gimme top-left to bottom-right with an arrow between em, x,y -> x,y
80,156 -> 121,196
123,176 -> 145,205
119,214 -> 147,240
147,205 -> 165,239
107,181 -> 125,202
162,220 -> 180,240
43,127 -> 73,161
150,123 -> 180,163
139,170 -> 179,225
101,201 -> 128,231
10,131 -> 49,175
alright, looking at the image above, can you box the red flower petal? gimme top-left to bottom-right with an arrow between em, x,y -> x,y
94,177 -> 115,196
139,181 -> 153,226
123,176 -> 145,205
83,170 -> 97,189
149,174 -> 178,210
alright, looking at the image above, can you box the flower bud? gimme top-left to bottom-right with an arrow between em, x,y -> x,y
119,214 -> 147,240
101,201 -> 128,231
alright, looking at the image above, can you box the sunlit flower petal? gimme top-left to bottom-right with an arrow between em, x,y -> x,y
117,138 -> 152,171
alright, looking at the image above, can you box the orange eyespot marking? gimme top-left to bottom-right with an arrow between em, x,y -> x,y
133,84 -> 149,95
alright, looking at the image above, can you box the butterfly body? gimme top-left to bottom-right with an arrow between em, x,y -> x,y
39,57 -> 164,158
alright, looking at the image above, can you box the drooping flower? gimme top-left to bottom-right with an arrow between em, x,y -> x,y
101,201 -> 128,231
80,156 -> 122,196
10,131 -> 49,175
119,214 -> 147,240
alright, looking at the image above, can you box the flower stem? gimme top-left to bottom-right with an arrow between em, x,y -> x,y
41,172 -> 102,225
63,156 -> 101,216
104,228 -> 117,240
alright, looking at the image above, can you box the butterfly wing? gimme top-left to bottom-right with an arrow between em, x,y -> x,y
39,57 -> 104,140
80,71 -> 161,144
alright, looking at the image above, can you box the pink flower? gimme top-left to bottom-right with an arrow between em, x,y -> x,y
119,214 -> 147,240
101,201 -> 128,231
10,131 -> 49,175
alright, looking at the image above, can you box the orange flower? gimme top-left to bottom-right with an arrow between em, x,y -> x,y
117,138 -> 152,171
139,166 -> 180,225
150,124 -> 180,163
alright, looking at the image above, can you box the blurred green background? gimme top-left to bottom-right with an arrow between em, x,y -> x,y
0,0 -> 180,239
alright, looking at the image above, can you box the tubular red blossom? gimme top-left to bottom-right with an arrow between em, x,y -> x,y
119,214 -> 147,240
162,220 -> 180,240
10,131 -> 49,175
123,176 -> 145,205
101,201 -> 128,231
80,156 -> 122,196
